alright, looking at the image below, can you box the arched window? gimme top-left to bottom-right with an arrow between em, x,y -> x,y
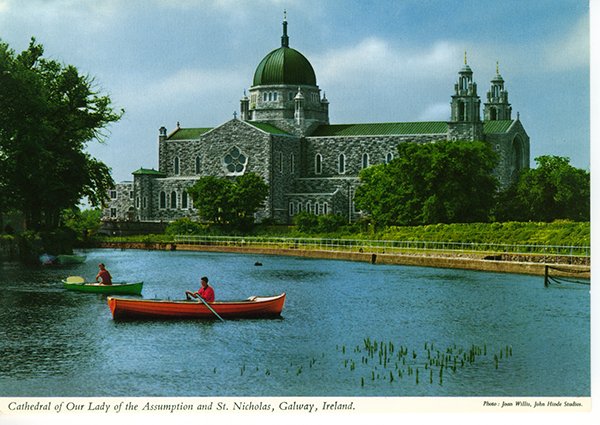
362,153 -> 369,169
338,153 -> 346,174
173,157 -> 180,175
182,191 -> 188,209
159,191 -> 166,209
289,202 -> 294,216
195,156 -> 201,174
386,152 -> 394,163
170,191 -> 177,208
306,201 -> 312,214
315,154 -> 322,175
324,202 -> 328,215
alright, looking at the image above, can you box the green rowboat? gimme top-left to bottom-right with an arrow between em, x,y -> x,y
63,279 -> 143,295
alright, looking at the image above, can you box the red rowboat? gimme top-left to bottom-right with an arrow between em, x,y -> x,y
107,293 -> 286,320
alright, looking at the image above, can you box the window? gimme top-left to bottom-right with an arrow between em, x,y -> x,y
110,208 -> 116,218
110,190 -> 117,199
142,197 -> 147,209
174,157 -> 180,175
159,191 -> 166,209
195,156 -> 201,174
362,153 -> 369,169
338,153 -> 346,174
223,146 -> 248,175
306,201 -> 312,214
315,154 -> 322,175
289,202 -> 294,216
278,151 -> 283,174
182,191 -> 188,209
136,197 -> 140,208
263,93 -> 268,102
273,92 -> 278,101
290,153 -> 295,174
386,152 -> 394,163
324,202 -> 328,215
170,191 -> 177,208
129,191 -> 134,199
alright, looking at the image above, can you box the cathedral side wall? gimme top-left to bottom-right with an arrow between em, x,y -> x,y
302,134 -> 446,177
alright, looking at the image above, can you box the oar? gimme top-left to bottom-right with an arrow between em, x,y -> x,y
195,296 -> 225,322
65,276 -> 86,284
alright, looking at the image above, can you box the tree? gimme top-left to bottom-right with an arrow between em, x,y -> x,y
0,38 -> 122,231
495,156 -> 589,222
187,173 -> 269,228
187,176 -> 234,225
354,140 -> 498,226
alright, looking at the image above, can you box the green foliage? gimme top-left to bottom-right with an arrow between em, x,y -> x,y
293,212 -> 318,232
317,214 -> 347,233
495,156 -> 590,222
187,173 -> 269,229
165,217 -> 209,235
355,140 -> 498,227
62,207 -> 103,240
292,213 -> 347,234
0,38 -> 122,231
375,221 -> 589,246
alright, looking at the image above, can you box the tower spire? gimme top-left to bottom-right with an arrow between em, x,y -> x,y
281,10 -> 289,47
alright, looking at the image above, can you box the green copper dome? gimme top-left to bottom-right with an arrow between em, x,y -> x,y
252,18 -> 317,87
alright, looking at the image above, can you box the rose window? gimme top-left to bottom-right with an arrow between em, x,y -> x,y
223,146 -> 248,175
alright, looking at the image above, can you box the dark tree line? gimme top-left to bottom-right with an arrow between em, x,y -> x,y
354,141 -> 589,227
0,38 -> 122,231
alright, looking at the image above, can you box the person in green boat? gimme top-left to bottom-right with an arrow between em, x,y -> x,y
185,276 -> 215,302
95,263 -> 112,285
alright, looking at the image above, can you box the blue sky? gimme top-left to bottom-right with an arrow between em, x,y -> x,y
0,0 -> 591,183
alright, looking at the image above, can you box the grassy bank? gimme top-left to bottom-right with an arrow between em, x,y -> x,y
97,221 -> 589,248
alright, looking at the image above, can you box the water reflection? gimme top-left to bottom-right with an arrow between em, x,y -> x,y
0,250 -> 590,397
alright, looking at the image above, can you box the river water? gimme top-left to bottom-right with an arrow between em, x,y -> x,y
0,248 -> 590,397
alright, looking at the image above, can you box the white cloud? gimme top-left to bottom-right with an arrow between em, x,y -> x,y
121,67 -> 246,111
543,14 -> 589,71
315,37 -> 460,88
418,102 -> 450,121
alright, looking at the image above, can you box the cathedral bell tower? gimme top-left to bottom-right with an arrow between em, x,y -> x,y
484,62 -> 512,121
448,53 -> 484,141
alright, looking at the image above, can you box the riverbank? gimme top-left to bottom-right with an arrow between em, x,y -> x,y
96,241 -> 590,278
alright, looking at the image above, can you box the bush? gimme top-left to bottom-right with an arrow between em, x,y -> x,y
293,212 -> 318,232
317,214 -> 347,233
165,218 -> 208,235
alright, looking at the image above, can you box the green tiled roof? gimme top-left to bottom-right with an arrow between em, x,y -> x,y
132,168 -> 166,177
167,128 -> 213,140
483,120 -> 513,134
247,122 -> 290,135
311,122 -> 449,137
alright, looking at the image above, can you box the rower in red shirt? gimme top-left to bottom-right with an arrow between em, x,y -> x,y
186,276 -> 215,302
95,263 -> 112,285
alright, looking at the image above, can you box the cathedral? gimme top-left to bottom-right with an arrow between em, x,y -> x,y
103,17 -> 530,226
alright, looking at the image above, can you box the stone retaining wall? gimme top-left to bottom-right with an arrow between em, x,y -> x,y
96,241 -> 590,278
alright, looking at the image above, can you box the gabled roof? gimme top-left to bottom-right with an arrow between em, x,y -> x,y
311,120 -> 516,137
132,168 -> 166,177
310,122 -> 449,137
167,128 -> 213,140
483,120 -> 514,134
